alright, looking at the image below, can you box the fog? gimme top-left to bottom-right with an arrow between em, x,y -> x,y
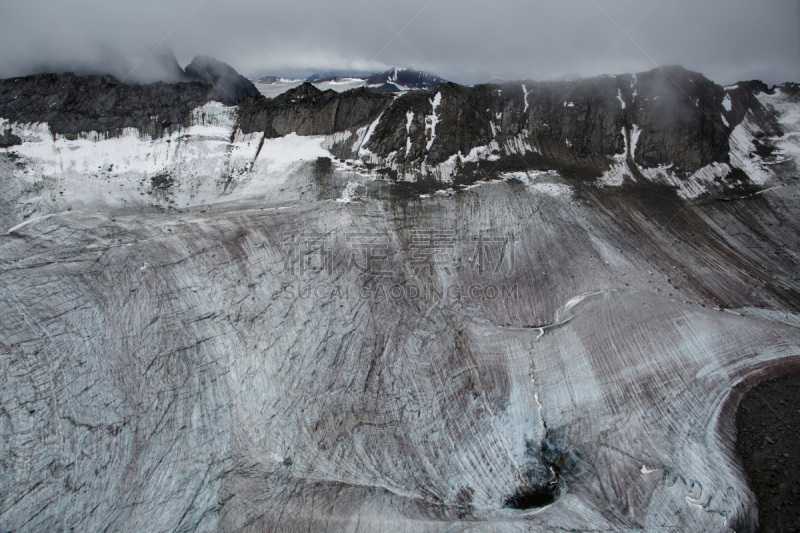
0,0 -> 797,85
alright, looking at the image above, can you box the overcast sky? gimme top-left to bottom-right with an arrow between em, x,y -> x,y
1,0 -> 798,85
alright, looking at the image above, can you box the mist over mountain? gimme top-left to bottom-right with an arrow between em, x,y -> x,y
2,1 -> 799,87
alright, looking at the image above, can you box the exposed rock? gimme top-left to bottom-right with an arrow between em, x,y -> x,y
236,83 -> 392,138
358,67 -> 731,181
0,128 -> 20,147
0,73 -> 220,137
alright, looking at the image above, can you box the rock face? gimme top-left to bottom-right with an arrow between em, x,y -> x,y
0,66 -> 799,532
236,82 -> 392,137
0,73 -> 218,137
0,55 -> 264,139
357,66 -> 731,179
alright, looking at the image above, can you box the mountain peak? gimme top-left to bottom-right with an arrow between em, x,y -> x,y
184,55 -> 260,104
365,68 -> 447,91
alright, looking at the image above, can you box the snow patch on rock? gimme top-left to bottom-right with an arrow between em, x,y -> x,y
425,92 -> 442,152
502,171 -> 573,197
722,94 -> 732,112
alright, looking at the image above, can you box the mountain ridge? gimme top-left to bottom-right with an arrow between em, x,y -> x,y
1,65 -> 795,199
1,62 -> 799,532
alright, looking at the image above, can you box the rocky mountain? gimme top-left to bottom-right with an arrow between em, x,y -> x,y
0,65 -> 799,532
0,73 -> 219,138
183,55 -> 261,105
364,68 -> 448,92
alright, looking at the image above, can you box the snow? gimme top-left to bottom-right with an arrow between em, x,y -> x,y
502,131 -> 536,156
564,102 -> 575,108
617,89 -> 626,109
3,102 -> 342,212
335,181 -> 361,203
256,133 -> 330,172
596,161 -> 629,188
722,94 -> 732,112
755,88 -> 800,165
629,125 -> 642,159
358,112 -> 384,159
501,171 -> 573,197
673,163 -> 731,199
729,117 -> 771,185
425,92 -> 442,152
641,465 -> 659,475
522,84 -> 530,113
721,114 -> 729,127
406,111 -> 414,155
596,125 -> 641,188
316,78 -> 368,94
12,117 -> 237,179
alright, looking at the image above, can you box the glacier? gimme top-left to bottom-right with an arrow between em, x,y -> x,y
0,67 -> 799,532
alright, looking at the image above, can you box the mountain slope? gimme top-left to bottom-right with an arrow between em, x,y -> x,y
0,66 -> 799,532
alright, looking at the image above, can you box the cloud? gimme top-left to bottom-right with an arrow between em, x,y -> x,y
0,0 -> 797,85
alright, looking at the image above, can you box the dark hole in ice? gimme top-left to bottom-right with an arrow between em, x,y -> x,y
504,485 -> 556,509
151,174 -> 174,190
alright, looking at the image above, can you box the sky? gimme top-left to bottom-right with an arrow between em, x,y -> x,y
0,0 -> 798,86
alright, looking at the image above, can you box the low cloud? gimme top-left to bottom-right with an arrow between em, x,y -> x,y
0,0 -> 797,85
